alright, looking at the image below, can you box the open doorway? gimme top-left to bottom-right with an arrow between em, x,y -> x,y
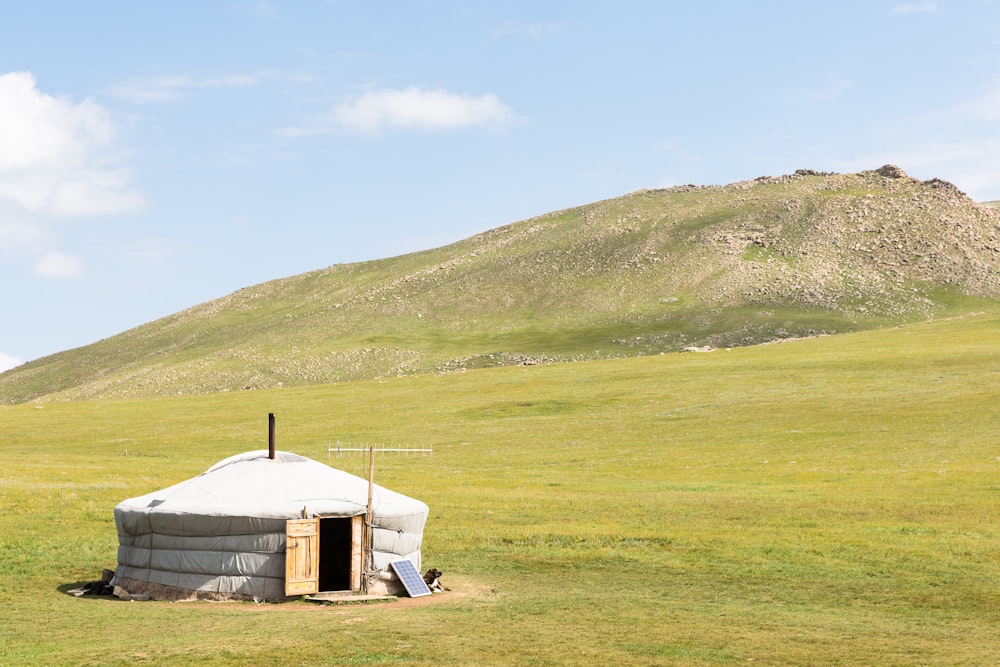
285,515 -> 364,596
318,516 -> 364,592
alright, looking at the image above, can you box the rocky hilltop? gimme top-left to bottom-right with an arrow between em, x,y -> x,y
639,164 -> 999,316
2,165 -> 998,403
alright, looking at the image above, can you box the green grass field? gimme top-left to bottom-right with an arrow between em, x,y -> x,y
2,309 -> 999,665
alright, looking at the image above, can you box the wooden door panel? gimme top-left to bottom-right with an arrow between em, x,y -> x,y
351,514 -> 364,591
285,518 -> 319,596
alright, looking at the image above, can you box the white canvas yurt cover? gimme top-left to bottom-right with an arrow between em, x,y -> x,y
114,450 -> 428,601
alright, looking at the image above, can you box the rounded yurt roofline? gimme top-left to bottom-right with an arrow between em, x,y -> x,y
114,449 -> 428,601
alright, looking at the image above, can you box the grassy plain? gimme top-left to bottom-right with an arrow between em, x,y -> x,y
1,309 -> 999,665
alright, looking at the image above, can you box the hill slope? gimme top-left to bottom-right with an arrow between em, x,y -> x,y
2,165 -> 999,403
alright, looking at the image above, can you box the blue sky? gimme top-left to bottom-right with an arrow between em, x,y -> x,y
2,1 -> 1000,371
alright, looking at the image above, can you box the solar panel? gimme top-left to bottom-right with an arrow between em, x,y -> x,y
390,559 -> 432,597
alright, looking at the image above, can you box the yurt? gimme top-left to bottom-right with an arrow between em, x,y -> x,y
113,449 -> 428,601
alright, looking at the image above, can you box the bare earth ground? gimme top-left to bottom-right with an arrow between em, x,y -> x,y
148,577 -> 485,613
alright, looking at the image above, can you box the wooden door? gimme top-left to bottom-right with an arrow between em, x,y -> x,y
350,514 -> 364,591
285,518 -> 319,596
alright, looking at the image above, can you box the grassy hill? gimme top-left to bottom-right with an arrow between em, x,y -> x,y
2,309 -> 998,665
2,164 -> 999,404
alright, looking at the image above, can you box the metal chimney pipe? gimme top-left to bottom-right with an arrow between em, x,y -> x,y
268,413 -> 275,459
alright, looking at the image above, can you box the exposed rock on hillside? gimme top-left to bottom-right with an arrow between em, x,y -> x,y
2,166 -> 998,403
876,164 -> 907,179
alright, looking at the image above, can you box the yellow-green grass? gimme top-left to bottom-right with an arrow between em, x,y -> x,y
2,309 -> 999,665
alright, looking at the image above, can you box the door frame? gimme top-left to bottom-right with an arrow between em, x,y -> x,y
285,515 -> 365,596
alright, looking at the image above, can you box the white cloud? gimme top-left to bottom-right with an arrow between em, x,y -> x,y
332,87 -> 514,134
877,140 -> 1000,199
833,136 -> 1000,202
891,2 -> 937,14
937,86 -> 1000,123
276,124 -> 319,138
807,73 -> 854,102
107,73 -> 259,103
108,69 -> 319,104
0,72 -> 111,172
257,68 -> 322,85
492,20 -> 563,40
33,251 -> 85,278
891,83 -> 1000,198
0,214 -> 50,257
827,78 -> 1000,201
250,0 -> 279,19
0,71 -> 144,220
0,352 -> 23,373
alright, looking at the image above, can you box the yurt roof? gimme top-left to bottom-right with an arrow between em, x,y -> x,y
115,450 -> 427,520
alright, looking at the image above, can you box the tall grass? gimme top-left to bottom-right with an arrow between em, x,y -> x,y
2,309 -> 999,665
